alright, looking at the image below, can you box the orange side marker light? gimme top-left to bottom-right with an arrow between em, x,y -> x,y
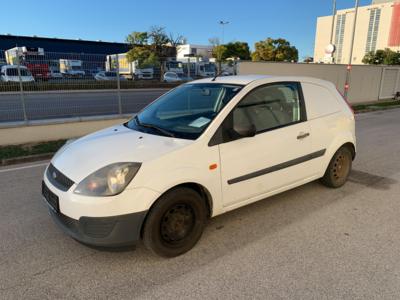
209,163 -> 218,170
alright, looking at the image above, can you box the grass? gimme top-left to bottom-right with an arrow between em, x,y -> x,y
353,100 -> 400,112
0,140 -> 66,161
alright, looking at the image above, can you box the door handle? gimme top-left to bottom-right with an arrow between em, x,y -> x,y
297,132 -> 310,140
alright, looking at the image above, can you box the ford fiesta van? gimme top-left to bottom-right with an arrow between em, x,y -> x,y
42,75 -> 356,257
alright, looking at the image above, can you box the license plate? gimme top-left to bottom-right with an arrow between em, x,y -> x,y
42,181 -> 59,212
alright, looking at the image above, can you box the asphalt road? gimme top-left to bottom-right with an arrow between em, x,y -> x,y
0,89 -> 168,122
1,108 -> 400,299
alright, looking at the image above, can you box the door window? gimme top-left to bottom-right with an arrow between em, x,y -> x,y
233,82 -> 303,133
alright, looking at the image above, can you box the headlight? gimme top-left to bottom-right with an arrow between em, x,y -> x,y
74,162 -> 141,196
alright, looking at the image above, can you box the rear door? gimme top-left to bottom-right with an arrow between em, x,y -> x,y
216,82 -> 319,207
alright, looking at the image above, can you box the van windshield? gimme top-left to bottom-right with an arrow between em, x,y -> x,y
126,83 -> 243,140
6,68 -> 31,76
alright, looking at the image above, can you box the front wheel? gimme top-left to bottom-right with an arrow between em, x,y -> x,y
142,187 -> 207,257
320,146 -> 352,188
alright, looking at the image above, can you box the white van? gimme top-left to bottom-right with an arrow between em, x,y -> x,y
1,65 -> 34,82
42,75 -> 356,257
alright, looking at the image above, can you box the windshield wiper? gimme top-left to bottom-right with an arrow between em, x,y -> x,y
134,115 -> 175,138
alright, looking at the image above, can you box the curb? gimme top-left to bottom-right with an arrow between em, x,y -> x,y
1,153 -> 54,166
354,105 -> 400,114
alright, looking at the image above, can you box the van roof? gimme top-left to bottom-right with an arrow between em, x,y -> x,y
191,74 -> 335,88
1,65 -> 28,70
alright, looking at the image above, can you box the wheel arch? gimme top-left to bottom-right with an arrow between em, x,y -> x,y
140,182 -> 214,237
342,142 -> 356,160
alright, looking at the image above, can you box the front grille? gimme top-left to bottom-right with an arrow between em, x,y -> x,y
42,181 -> 59,212
46,164 -> 75,191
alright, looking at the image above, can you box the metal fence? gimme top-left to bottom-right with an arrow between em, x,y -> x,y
0,49 -> 179,124
238,61 -> 400,104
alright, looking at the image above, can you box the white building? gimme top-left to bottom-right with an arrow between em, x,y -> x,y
314,0 -> 400,64
176,44 -> 213,62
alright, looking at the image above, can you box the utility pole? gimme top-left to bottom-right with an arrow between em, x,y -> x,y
329,0 -> 337,45
344,0 -> 359,99
219,20 -> 229,44
184,53 -> 195,78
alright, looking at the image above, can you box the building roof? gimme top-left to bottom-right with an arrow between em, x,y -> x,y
0,34 -> 129,54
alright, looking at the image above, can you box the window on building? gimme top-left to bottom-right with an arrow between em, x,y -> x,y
334,14 -> 347,64
365,8 -> 381,53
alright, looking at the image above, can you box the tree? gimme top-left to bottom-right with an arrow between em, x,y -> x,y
362,48 -> 400,65
168,32 -> 185,47
148,26 -> 175,79
362,50 -> 385,64
209,37 -> 228,73
224,42 -> 251,60
126,26 -> 178,80
303,56 -> 314,63
251,38 -> 298,62
125,31 -> 148,45
384,49 -> 400,65
126,46 -> 159,69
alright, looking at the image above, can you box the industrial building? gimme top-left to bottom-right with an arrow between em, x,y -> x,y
314,0 -> 400,64
0,34 -> 129,55
176,44 -> 213,62
0,35 -> 130,75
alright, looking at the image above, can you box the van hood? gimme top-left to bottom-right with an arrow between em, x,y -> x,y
51,124 -> 193,182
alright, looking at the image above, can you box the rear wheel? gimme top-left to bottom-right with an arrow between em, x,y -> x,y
142,187 -> 207,257
320,146 -> 352,188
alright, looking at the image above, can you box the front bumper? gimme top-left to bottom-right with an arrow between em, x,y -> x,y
41,163 -> 159,247
49,207 -> 147,247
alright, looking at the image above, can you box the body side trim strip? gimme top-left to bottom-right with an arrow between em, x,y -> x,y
227,149 -> 326,185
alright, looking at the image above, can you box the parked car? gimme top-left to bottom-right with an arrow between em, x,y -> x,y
42,75 -> 356,257
163,71 -> 182,82
48,68 -> 63,80
0,65 -> 34,82
94,71 -> 125,81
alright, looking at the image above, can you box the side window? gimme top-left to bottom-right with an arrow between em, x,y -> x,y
232,82 -> 303,133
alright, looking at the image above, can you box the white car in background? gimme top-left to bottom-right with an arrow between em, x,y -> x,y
94,71 -> 125,81
42,75 -> 356,257
163,71 -> 181,82
0,65 -> 35,82
48,68 -> 63,80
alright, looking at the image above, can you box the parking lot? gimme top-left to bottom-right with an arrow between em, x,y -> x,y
1,108 -> 400,299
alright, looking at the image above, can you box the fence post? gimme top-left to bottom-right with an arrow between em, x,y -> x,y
16,50 -> 28,122
115,54 -> 122,115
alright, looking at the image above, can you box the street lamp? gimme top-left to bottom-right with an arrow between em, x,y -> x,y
329,0 -> 337,45
219,20 -> 229,44
344,0 -> 360,99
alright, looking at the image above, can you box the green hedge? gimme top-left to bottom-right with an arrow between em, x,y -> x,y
0,140 -> 66,160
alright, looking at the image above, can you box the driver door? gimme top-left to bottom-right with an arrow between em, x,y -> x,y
217,82 -> 317,208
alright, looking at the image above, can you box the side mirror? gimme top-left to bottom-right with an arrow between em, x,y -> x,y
233,123 -> 256,138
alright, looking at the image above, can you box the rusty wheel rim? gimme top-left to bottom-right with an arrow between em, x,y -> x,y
333,153 -> 350,181
160,204 -> 195,244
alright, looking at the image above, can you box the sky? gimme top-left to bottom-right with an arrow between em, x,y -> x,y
0,0 -> 371,59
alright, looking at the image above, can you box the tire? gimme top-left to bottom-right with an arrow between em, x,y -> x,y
320,146 -> 352,188
142,187 -> 207,257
